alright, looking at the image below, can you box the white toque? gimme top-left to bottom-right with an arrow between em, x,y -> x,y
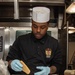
32,7 -> 50,23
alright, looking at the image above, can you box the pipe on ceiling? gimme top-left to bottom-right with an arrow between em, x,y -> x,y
14,0 -> 19,19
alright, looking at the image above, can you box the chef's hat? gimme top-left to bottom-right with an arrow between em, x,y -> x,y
32,7 -> 50,23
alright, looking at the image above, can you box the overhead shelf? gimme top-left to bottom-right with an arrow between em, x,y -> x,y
2,0 -> 64,3
0,0 -> 65,28
0,0 -> 65,6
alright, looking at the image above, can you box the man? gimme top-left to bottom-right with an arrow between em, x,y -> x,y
6,7 -> 62,75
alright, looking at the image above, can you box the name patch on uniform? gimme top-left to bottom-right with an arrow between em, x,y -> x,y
45,48 -> 52,58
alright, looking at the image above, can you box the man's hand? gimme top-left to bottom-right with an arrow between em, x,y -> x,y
34,66 -> 50,75
10,59 -> 23,72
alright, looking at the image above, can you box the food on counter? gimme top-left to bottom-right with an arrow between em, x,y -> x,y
20,60 -> 30,74
64,70 -> 75,75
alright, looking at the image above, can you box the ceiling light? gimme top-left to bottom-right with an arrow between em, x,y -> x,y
68,29 -> 75,34
66,1 -> 75,14
68,26 -> 75,29
63,26 -> 75,29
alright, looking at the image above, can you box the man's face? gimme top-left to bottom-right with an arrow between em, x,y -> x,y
32,20 -> 49,39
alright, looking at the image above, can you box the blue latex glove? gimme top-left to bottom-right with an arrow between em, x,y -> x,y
10,59 -> 23,72
34,66 -> 50,75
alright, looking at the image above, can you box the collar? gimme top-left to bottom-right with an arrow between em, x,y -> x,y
31,32 -> 48,44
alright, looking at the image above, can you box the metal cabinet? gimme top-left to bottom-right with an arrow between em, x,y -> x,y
0,28 -> 5,59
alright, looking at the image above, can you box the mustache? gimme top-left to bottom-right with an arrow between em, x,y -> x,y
35,32 -> 41,35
